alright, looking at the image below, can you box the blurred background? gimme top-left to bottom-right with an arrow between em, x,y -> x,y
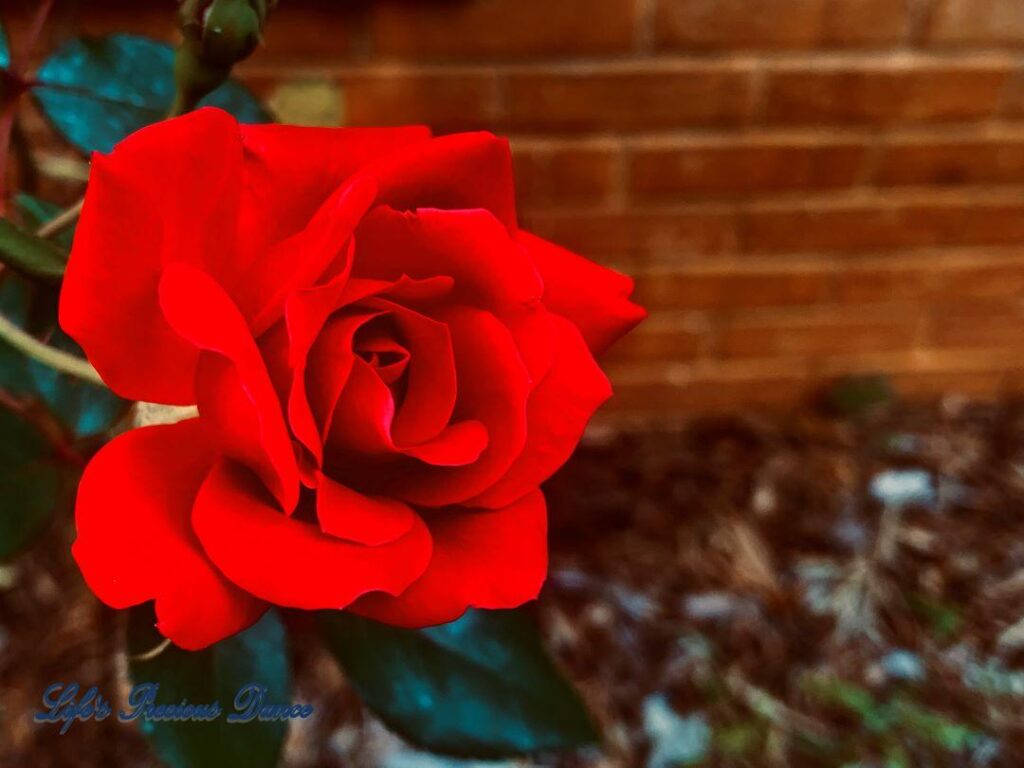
6,1 -> 1024,767
9,0 -> 1024,422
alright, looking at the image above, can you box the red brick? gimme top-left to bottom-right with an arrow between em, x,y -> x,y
604,361 -> 809,413
875,132 -> 1024,186
819,348 -> 1006,374
511,140 -> 619,208
811,349 -> 1014,398
656,0 -> 909,50
629,135 -> 867,201
889,368 -> 1009,399
253,6 -> 357,64
76,6 -> 176,42
602,315 -> 708,364
23,0 -> 1024,415
926,0 -> 1024,46
371,0 -> 637,60
834,251 -> 1024,304
719,308 -> 923,359
632,263 -> 832,311
931,303 -> 1024,349
932,261 -> 1024,302
340,71 -> 498,133
504,64 -> 755,133
835,261 -> 940,304
741,193 -> 1024,254
522,209 -> 738,262
763,59 -> 1013,125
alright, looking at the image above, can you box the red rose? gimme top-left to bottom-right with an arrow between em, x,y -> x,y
61,108 -> 644,650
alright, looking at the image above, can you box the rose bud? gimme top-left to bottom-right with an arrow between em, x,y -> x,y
173,0 -> 273,113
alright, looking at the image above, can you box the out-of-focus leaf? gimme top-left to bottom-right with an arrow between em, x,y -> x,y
909,593 -> 963,642
0,406 -> 67,559
714,722 -> 763,758
321,609 -> 597,759
127,608 -> 291,768
0,219 -> 66,281
33,34 -> 270,155
802,674 -> 882,725
803,673 -> 986,755
888,698 -> 983,753
0,273 -> 42,395
0,272 -> 126,437
28,329 -> 128,437
825,374 -> 894,419
0,22 -> 8,70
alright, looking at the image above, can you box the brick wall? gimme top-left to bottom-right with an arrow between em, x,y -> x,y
23,0 -> 1024,417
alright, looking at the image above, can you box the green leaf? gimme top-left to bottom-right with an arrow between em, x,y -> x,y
0,272 -> 127,437
0,218 -> 66,281
321,609 -> 598,758
33,34 -> 270,155
127,608 -> 291,768
0,406 -> 67,559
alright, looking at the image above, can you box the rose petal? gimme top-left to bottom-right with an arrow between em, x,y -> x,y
238,175 -> 378,334
325,358 -> 396,457
321,349 -> 484,468
351,490 -> 547,627
362,132 -> 518,231
238,123 -> 431,251
316,472 -> 417,546
399,420 -> 489,467
364,299 -> 457,446
60,108 -> 245,404
355,206 -> 541,313
386,306 -> 531,507
72,421 -> 266,650
283,274 -> 454,466
307,312 -> 381,441
471,314 -> 612,508
520,230 -> 646,356
159,264 -> 299,512
192,460 -> 432,610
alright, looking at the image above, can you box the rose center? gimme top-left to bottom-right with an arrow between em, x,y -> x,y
354,316 -> 410,386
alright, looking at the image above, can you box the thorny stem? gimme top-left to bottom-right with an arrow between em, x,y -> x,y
0,312 -> 104,386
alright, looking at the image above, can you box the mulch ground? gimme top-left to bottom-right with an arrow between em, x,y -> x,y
6,394 -> 1024,767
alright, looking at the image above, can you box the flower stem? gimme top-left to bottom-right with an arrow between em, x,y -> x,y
36,198 -> 84,239
0,311 -> 104,386
131,637 -> 172,662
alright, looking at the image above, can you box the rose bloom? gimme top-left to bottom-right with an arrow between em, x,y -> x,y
61,108 -> 644,650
